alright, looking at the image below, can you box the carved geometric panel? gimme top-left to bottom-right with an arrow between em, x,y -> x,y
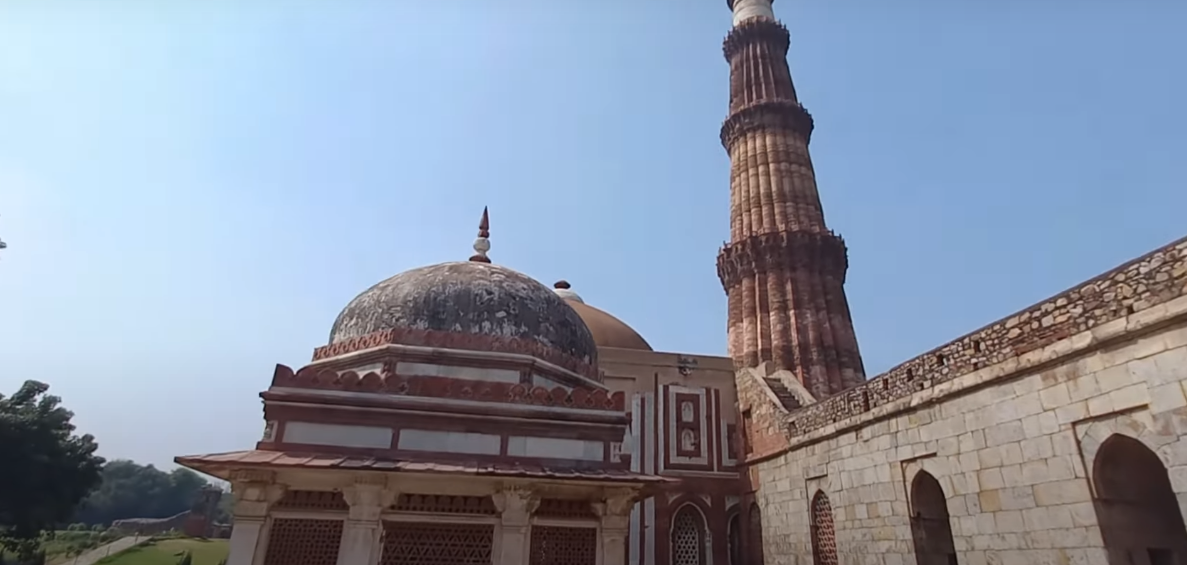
380,522 -> 494,565
263,518 -> 343,565
674,392 -> 704,458
529,526 -> 597,565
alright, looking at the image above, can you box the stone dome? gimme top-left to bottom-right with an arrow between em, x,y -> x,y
552,282 -> 653,352
329,262 -> 598,369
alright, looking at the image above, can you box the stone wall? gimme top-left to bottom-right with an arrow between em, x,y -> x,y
780,236 -> 1187,443
752,242 -> 1187,564
111,511 -> 190,536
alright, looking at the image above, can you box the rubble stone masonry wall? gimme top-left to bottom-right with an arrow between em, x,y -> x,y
752,236 -> 1187,564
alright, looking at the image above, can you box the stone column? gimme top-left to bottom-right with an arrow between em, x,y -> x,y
227,472 -> 286,565
592,491 -> 636,565
492,488 -> 539,565
336,477 -> 396,565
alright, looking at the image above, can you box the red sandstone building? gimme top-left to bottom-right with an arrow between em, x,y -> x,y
176,0 -> 839,563
177,0 -> 1187,564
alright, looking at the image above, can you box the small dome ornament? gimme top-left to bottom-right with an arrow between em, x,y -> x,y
553,280 -> 585,304
469,206 -> 492,263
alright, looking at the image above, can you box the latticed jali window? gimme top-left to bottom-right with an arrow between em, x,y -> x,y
671,507 -> 706,565
810,492 -> 839,565
528,526 -> 597,565
262,518 -> 343,565
379,522 -> 494,565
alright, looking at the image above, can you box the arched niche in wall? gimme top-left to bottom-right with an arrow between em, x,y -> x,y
809,491 -> 838,565
1093,433 -> 1187,565
670,503 -> 709,565
747,503 -> 766,565
908,471 -> 959,565
727,511 -> 742,565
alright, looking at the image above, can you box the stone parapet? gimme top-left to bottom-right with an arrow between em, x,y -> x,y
774,235 -> 1187,448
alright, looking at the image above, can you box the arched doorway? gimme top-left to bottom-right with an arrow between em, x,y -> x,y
727,512 -> 742,565
670,504 -> 708,565
1093,434 -> 1187,565
909,471 -> 958,565
809,491 -> 838,565
748,503 -> 765,565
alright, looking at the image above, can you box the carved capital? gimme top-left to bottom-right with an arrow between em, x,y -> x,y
229,469 -> 275,484
591,489 -> 637,523
231,479 -> 283,504
342,480 -> 397,522
231,482 -> 285,519
492,488 -> 539,525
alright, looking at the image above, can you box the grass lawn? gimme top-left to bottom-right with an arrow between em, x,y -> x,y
97,539 -> 229,565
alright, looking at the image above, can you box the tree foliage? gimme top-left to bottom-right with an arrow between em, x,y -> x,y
0,381 -> 104,555
73,461 -> 219,526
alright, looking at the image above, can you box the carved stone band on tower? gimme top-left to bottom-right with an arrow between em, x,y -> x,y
716,0 -> 866,399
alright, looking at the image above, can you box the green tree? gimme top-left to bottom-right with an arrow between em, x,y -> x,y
0,381 -> 104,557
73,461 -> 212,526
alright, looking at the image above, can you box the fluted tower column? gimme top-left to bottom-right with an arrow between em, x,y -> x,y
715,0 -> 865,398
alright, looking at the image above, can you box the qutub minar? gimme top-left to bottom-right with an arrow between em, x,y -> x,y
177,0 -> 1187,564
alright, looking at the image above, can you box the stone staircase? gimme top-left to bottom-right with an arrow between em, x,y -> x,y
764,377 -> 802,410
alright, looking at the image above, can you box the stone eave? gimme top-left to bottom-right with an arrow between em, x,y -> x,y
174,450 -> 673,490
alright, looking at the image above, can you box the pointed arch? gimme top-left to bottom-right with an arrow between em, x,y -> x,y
670,502 -> 708,565
809,491 -> 838,565
727,511 -> 742,565
1092,434 -> 1187,565
747,503 -> 765,565
908,471 -> 958,565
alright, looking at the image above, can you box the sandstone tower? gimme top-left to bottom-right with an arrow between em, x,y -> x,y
716,0 -> 866,399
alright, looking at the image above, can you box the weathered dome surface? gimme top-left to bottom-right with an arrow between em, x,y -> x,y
329,262 -> 598,369
565,300 -> 653,351
551,282 -> 652,352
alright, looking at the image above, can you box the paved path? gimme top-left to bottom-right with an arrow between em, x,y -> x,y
69,536 -> 147,565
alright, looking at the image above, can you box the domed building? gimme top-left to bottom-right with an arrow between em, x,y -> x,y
176,0 -> 1187,563
177,210 -> 742,565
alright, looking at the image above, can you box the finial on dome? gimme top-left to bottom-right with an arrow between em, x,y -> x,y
469,206 -> 492,263
553,280 -> 584,303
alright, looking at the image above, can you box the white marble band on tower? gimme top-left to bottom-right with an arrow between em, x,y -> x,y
732,0 -> 775,26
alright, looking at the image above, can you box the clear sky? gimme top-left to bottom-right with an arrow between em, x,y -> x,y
1,1 -> 1184,471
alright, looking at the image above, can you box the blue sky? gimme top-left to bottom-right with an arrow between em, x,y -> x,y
1,1 -> 1183,470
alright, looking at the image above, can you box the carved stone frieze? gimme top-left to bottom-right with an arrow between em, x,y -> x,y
229,469 -> 275,484
311,326 -> 600,381
270,363 -> 626,412
722,17 -> 790,61
720,100 -> 815,149
716,230 -> 849,292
